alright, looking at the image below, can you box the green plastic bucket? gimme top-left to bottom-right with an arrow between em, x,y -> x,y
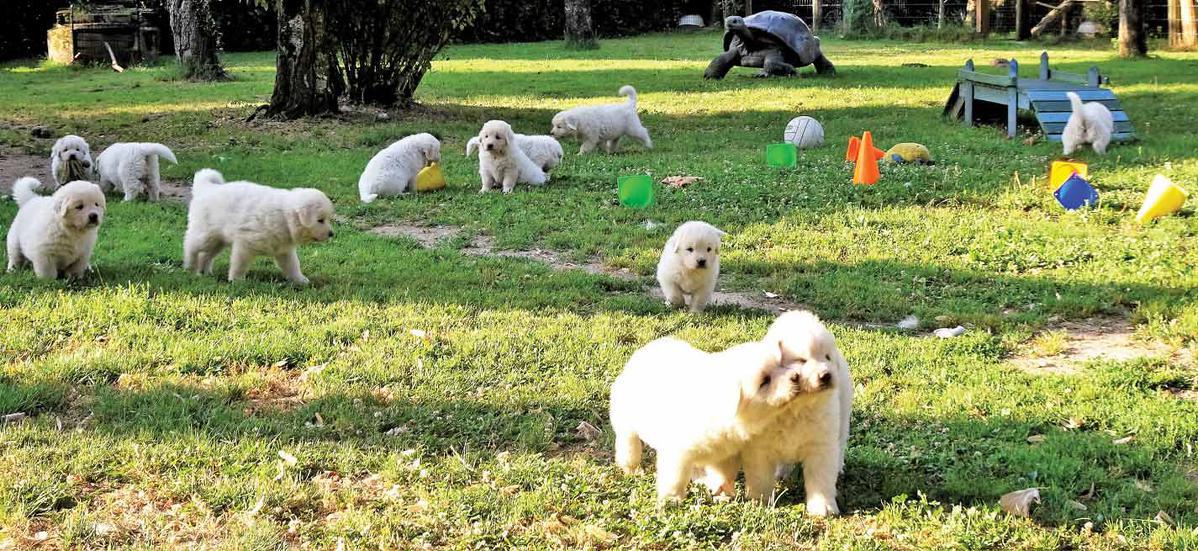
765,143 -> 797,168
617,174 -> 654,208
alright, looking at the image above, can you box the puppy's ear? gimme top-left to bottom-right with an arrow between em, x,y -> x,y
55,194 -> 72,219
713,226 -> 727,237
503,125 -> 516,143
297,200 -> 323,227
566,119 -> 577,131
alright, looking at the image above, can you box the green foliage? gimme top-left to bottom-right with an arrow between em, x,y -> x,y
458,0 -> 686,43
842,0 -> 884,36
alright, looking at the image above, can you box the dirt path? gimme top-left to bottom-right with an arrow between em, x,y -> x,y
1008,317 -> 1191,375
0,153 -> 190,200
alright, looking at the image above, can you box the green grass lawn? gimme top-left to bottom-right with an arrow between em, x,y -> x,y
2,31 -> 1198,548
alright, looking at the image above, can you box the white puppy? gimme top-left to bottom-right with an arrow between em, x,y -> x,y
50,135 -> 95,186
656,221 -> 725,313
701,311 -> 853,516
1062,91 -> 1114,156
610,337 -> 801,503
6,177 -> 105,279
476,120 -> 547,193
358,133 -> 441,203
183,169 -> 334,286
551,85 -> 652,154
96,142 -> 178,201
466,133 -> 563,175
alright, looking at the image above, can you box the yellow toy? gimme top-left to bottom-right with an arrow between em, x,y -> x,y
1135,174 -> 1188,224
885,143 -> 934,165
1049,160 -> 1088,190
414,162 -> 446,192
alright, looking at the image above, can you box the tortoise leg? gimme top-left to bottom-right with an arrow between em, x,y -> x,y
759,50 -> 795,77
813,54 -> 836,76
704,50 -> 740,80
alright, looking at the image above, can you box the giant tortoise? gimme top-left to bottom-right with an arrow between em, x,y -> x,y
704,11 -> 835,79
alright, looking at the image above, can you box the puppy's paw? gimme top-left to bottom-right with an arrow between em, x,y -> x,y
290,276 -> 311,287
805,497 -> 839,517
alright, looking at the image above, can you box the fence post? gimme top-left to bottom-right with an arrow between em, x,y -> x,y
813,0 -> 822,31
938,0 -> 947,28
1039,51 -> 1049,80
1015,0 -> 1030,39
976,0 -> 991,35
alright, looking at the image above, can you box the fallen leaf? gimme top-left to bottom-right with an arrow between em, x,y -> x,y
385,426 -> 409,436
661,176 -> 702,188
1155,510 -> 1174,526
1067,500 -> 1088,511
34,532 -> 49,542
1,413 -> 26,423
272,359 -> 290,369
278,450 -> 298,466
500,484 -> 521,496
314,413 -> 324,426
1113,435 -> 1135,445
1026,434 -> 1046,444
1079,482 -> 1096,500
575,421 -> 602,441
763,291 -> 779,299
1063,417 -> 1084,430
999,487 -> 1040,517
1134,479 -> 1154,493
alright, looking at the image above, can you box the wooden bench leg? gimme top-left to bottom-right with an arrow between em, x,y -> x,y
1007,87 -> 1018,138
964,82 -> 974,127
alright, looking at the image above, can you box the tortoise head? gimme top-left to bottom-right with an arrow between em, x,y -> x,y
725,15 -> 748,33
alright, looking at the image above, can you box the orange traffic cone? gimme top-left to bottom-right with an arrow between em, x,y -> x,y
853,131 -> 881,185
845,136 -> 861,162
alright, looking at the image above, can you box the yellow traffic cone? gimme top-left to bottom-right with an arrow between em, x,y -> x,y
1135,174 -> 1188,223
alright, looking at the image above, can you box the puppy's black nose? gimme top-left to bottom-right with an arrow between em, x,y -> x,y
697,258 -> 707,268
818,372 -> 833,386
486,144 -> 494,150
328,231 -> 335,238
88,213 -> 98,223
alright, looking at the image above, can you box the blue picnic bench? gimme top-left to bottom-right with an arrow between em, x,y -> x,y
943,51 -> 1135,143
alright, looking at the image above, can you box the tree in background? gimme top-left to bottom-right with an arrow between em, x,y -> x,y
1118,0 -> 1148,56
168,0 -> 226,80
264,0 -> 339,118
564,0 -> 598,49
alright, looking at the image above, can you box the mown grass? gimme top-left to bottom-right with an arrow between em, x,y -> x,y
1,31 -> 1197,548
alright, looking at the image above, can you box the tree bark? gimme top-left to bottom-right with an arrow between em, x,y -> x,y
266,0 -> 340,118
168,0 -> 225,80
1182,0 -> 1198,46
564,0 -> 598,49
1170,0 -> 1183,46
873,0 -> 886,27
1015,0 -> 1031,39
813,0 -> 823,31
1118,0 -> 1148,57
1031,0 -> 1074,37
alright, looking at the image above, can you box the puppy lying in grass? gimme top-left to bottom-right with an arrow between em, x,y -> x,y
551,85 -> 653,154
358,133 -> 441,203
50,135 -> 95,186
183,169 -> 334,286
475,120 -> 547,193
96,142 -> 178,201
610,336 -> 801,504
656,221 -> 725,313
700,311 -> 853,516
6,177 -> 105,279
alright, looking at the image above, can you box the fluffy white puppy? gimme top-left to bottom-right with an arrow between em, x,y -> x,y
551,85 -> 652,154
476,120 -> 547,193
610,337 -> 801,503
358,133 -> 441,203
183,169 -> 334,286
1062,91 -> 1114,156
701,311 -> 853,516
656,221 -> 725,313
466,133 -> 563,174
6,177 -> 105,279
96,142 -> 178,201
50,135 -> 95,186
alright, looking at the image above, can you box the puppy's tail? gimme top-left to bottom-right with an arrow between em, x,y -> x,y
11,177 -> 42,206
192,168 -> 224,195
140,143 -> 178,165
619,85 -> 638,107
465,137 -> 479,157
1066,91 -> 1084,114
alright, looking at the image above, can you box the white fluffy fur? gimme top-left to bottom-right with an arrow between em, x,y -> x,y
701,311 -> 853,516
610,337 -> 801,503
656,221 -> 725,313
1062,92 -> 1114,156
50,135 -> 95,186
475,120 -> 547,193
466,133 -> 563,174
183,169 -> 334,286
96,142 -> 178,201
358,133 -> 441,203
6,177 -> 106,279
551,85 -> 653,154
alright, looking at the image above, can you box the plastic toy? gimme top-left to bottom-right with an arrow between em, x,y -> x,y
617,174 -> 655,208
1053,172 -> 1098,210
415,162 -> 446,192
784,116 -> 824,149
885,143 -> 934,164
1049,160 -> 1088,190
765,143 -> 798,168
1135,174 -> 1188,223
845,135 -> 885,163
852,131 -> 881,185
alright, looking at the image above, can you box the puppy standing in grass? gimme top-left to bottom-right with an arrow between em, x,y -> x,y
466,133 -> 563,176
1062,91 -> 1114,155
50,135 -> 95,186
183,169 -> 334,286
551,85 -> 652,154
610,337 -> 802,503
96,142 -> 178,201
475,120 -> 547,193
657,221 -> 725,313
6,177 -> 105,279
701,311 -> 853,516
358,133 -> 441,203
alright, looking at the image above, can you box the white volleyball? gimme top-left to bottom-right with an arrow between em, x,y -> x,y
784,116 -> 824,149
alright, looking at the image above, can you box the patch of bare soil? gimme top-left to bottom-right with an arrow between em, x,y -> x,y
0,152 -> 191,201
1009,317 -> 1186,375
370,224 -> 463,248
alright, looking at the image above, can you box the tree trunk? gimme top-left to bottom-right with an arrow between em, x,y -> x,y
873,0 -> 886,27
976,0 -> 991,34
1170,0 -> 1183,46
1182,0 -> 1198,46
1015,0 -> 1031,39
965,0 -> 977,27
564,0 -> 598,49
168,0 -> 225,80
267,0 -> 340,118
1031,0 -> 1073,36
1118,0 -> 1148,57
813,0 -> 823,31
